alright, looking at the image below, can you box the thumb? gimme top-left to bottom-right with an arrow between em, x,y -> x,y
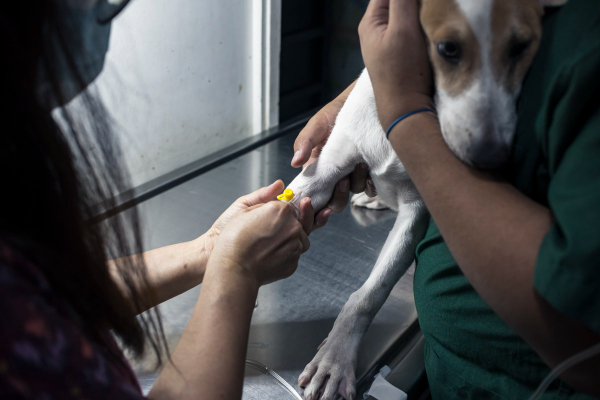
388,0 -> 420,32
364,0 -> 391,27
241,180 -> 285,206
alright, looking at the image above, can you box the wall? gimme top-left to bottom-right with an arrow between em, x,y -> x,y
91,0 -> 280,188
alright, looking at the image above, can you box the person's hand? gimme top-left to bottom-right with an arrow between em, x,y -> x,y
292,97 -> 344,169
358,0 -> 433,130
206,180 -> 285,250
291,85 -> 377,225
208,199 -> 314,286
205,179 -> 318,246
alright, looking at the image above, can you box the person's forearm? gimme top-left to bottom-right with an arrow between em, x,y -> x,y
337,80 -> 357,104
390,113 -> 553,318
148,261 -> 258,400
388,114 -> 600,393
109,236 -> 209,313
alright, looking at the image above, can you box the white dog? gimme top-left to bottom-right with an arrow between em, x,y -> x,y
285,0 -> 568,399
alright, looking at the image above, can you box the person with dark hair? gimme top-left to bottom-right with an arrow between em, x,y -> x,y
0,1 -> 334,399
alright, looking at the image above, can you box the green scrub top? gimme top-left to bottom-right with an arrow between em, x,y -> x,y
414,1 -> 600,399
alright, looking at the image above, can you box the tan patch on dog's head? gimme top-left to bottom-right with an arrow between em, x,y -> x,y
418,0 -> 548,168
420,0 -> 480,97
491,0 -> 543,93
421,0 -> 543,97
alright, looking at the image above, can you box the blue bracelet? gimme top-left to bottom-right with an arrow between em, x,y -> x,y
385,108 -> 435,139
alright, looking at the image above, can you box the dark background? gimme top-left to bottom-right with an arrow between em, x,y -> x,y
279,0 -> 369,123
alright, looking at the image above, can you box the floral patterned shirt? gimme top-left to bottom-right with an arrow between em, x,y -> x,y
0,243 -> 146,399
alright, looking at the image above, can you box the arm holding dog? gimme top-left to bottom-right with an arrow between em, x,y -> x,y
359,0 -> 600,395
292,80 -> 357,168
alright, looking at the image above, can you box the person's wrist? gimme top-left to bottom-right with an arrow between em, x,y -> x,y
189,234 -> 212,280
200,255 -> 260,309
206,252 -> 261,293
331,93 -> 346,109
334,79 -> 356,106
387,111 -> 440,144
376,92 -> 434,130
321,96 -> 345,125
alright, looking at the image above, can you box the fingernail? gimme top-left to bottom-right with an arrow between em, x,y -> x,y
339,180 -> 349,192
359,163 -> 368,170
324,208 -> 333,217
292,150 -> 301,165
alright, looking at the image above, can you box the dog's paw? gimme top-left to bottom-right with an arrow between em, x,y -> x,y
298,336 -> 357,400
351,193 -> 388,210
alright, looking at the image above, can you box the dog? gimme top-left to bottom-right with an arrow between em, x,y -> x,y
285,0 -> 568,399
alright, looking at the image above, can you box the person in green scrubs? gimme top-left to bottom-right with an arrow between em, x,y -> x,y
293,0 -> 600,398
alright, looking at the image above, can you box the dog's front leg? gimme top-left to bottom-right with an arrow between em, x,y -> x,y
287,130 -> 360,213
299,201 -> 428,400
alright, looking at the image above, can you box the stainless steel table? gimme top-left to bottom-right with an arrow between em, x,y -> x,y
123,132 -> 424,398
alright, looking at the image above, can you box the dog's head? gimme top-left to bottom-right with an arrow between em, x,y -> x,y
420,0 -> 568,168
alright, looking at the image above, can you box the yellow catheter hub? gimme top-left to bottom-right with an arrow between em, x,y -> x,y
277,188 -> 294,202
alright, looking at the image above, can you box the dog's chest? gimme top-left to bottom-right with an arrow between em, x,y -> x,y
354,127 -> 415,210
333,70 -> 421,209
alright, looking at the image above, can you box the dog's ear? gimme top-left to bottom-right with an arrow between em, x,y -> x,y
539,0 -> 569,6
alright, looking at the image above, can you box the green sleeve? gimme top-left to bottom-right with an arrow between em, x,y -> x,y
534,48 -> 600,336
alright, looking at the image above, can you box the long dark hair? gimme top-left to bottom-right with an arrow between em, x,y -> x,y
0,2 -> 166,362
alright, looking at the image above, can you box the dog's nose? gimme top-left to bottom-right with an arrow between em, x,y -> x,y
468,139 -> 511,169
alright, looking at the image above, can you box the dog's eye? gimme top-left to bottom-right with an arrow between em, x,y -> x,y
437,41 -> 461,64
509,40 -> 531,61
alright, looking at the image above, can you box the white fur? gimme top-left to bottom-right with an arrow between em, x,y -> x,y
455,0 -> 493,42
350,192 -> 388,210
436,79 -> 516,167
289,71 -> 428,400
435,0 -> 518,167
290,70 -> 503,398
289,73 -> 417,215
442,0 -> 492,163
